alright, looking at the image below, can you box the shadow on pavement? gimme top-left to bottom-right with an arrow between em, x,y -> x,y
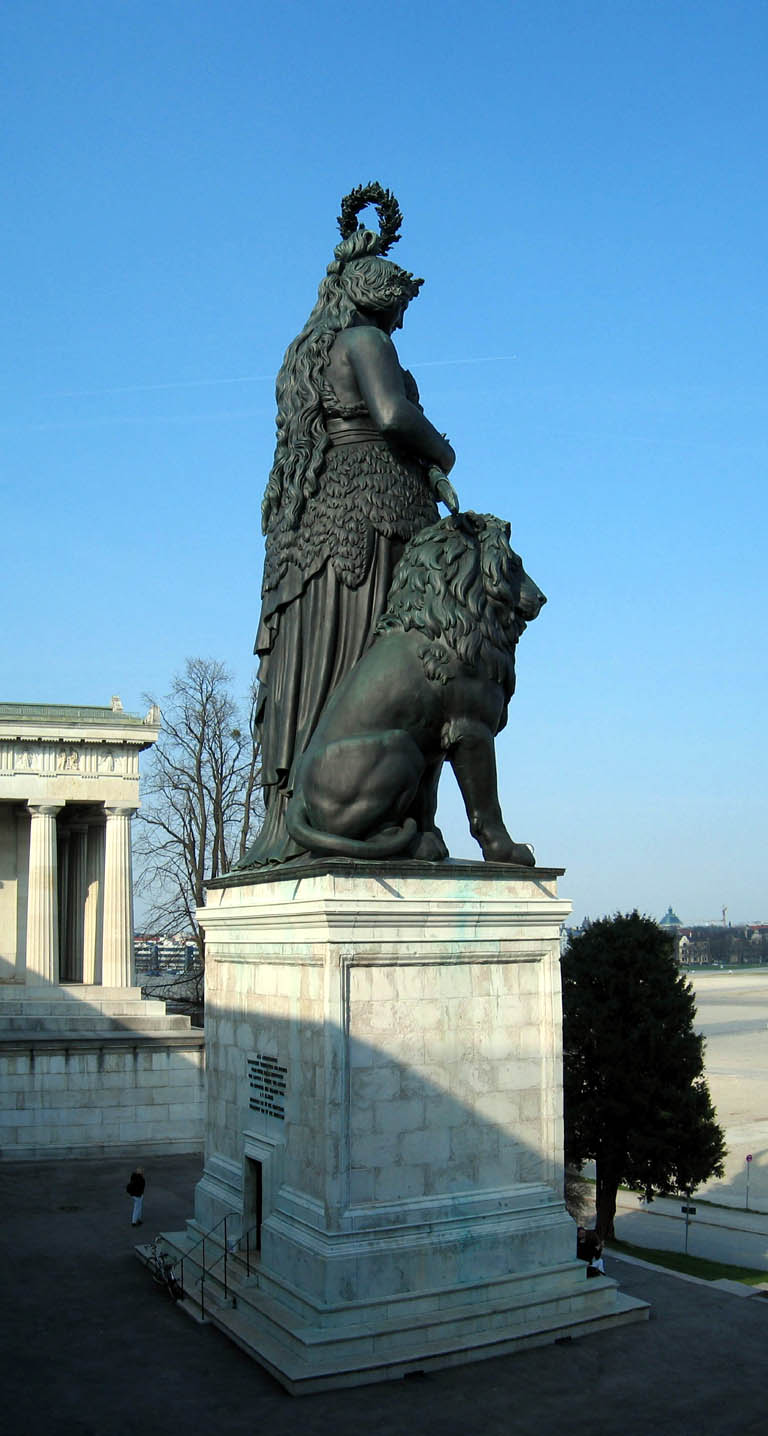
2,1153 -> 767,1436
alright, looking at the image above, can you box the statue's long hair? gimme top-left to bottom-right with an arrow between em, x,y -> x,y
261,227 -> 423,535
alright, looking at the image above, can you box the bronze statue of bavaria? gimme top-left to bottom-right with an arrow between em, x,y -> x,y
239,184 -> 543,869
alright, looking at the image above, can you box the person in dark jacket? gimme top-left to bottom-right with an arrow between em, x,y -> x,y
577,1227 -> 605,1276
126,1167 -> 145,1226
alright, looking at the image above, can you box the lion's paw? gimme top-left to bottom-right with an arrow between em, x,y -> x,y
483,838 -> 535,867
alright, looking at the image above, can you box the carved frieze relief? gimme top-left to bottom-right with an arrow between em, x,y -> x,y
56,748 -> 81,772
0,741 -> 138,780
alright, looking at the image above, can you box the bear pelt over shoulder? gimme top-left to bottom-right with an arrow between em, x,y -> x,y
286,511 -> 546,864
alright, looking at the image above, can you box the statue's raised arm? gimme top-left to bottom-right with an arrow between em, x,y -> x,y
334,326 -> 454,472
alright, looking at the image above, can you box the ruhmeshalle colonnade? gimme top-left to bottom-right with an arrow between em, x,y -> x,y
0,699 -> 160,988
0,698 -> 206,1163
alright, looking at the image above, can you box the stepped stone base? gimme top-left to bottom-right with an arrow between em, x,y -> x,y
157,860 -> 648,1391
148,1225 -> 647,1393
0,984 -> 205,1159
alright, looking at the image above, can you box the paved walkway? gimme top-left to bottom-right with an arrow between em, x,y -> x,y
614,1189 -> 768,1269
2,1154 -> 767,1436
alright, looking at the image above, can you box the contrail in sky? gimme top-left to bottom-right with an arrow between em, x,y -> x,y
49,355 -> 518,400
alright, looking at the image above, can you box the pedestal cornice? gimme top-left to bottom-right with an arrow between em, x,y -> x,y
202,861 -> 571,949
208,857 -> 566,889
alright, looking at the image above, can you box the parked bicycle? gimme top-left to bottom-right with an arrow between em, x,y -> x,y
146,1237 -> 184,1302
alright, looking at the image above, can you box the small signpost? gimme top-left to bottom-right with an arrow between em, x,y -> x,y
746,1153 -> 753,1211
681,1198 -> 697,1253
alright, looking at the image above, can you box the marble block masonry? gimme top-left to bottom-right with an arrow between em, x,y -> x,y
160,861 -> 647,1392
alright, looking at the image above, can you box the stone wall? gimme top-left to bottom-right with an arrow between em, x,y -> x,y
346,954 -> 549,1207
0,1037 -> 205,1160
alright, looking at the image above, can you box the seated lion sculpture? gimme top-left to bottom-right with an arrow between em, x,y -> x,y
286,512 -> 546,864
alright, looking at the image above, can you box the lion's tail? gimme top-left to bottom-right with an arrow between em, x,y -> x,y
286,795 -> 417,859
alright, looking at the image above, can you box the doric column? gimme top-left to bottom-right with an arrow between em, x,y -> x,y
65,822 -> 88,982
57,827 -> 70,979
102,806 -> 137,988
25,804 -> 64,985
82,821 -> 105,985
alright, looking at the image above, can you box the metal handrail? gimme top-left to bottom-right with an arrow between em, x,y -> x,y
178,1211 -> 230,1316
177,1212 -> 262,1318
179,1208 -> 231,1261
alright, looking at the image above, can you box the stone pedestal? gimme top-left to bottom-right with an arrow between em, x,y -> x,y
185,861 -> 646,1391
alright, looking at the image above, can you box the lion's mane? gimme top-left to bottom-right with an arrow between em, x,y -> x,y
374,512 -> 528,692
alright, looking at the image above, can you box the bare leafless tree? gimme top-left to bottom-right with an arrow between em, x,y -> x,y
133,658 -> 262,964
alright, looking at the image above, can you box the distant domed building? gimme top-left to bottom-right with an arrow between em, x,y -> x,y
660,906 -> 682,928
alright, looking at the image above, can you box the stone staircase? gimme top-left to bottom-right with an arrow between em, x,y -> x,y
139,1221 -> 251,1319
0,984 -> 194,1038
141,1223 -> 647,1394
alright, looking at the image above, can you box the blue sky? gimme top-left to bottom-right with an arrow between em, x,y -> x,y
3,1 -> 765,924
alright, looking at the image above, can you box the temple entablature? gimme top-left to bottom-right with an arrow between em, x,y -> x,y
0,699 -> 159,806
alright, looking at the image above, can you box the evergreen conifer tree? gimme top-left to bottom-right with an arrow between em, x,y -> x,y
562,910 -> 725,1239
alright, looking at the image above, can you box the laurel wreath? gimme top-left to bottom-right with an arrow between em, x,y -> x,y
337,183 -> 403,254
